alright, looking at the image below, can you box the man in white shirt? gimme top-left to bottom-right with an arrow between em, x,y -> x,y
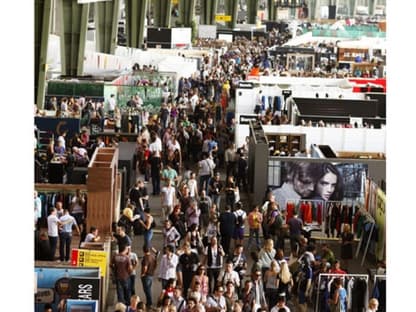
158,245 -> 179,289
190,90 -> 199,113
59,208 -> 80,262
149,132 -> 163,195
47,207 -> 65,261
270,293 -> 291,312
217,260 -> 240,289
107,94 -> 116,117
171,287 -> 186,312
205,285 -> 227,312
198,153 -> 215,194
34,191 -> 42,228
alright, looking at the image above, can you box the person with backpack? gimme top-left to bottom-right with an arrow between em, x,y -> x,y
233,201 -> 247,247
198,190 -> 212,232
265,202 -> 285,251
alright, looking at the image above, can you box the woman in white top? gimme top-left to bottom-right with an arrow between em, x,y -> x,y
264,260 -> 280,308
258,239 -> 277,275
187,172 -> 199,200
161,179 -> 177,220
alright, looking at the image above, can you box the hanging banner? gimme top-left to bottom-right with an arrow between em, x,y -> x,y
375,188 -> 386,261
69,277 -> 101,301
71,249 -> 108,277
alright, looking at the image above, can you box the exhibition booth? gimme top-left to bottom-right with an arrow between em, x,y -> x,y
247,120 -> 386,265
35,147 -> 122,311
233,77 -> 386,148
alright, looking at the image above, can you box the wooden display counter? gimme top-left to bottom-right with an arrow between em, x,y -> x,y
87,147 -> 119,237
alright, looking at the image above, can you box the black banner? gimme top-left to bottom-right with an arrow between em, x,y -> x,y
69,277 -> 100,301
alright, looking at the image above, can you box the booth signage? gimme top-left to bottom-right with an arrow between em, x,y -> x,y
71,249 -> 108,277
35,267 -> 100,312
35,117 -> 81,139
66,299 -> 99,311
215,15 -> 232,22
238,82 -> 254,89
239,115 -> 258,125
69,277 -> 100,301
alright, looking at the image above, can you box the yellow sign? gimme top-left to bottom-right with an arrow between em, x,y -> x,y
215,15 -> 232,22
71,249 -> 108,277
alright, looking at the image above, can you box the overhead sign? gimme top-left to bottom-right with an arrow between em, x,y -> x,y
71,249 -> 108,277
238,81 -> 254,89
215,15 -> 232,22
239,115 -> 258,125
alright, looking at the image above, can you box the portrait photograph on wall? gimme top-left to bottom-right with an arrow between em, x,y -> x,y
271,161 -> 368,205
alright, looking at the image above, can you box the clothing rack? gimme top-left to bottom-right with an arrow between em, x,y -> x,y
354,208 -> 375,265
35,183 -> 88,192
372,274 -> 386,312
315,273 -> 369,312
374,274 -> 386,283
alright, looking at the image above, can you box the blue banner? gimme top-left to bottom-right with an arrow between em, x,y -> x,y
34,266 -> 100,312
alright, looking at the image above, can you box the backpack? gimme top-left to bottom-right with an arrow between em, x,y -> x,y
133,219 -> 144,235
268,211 -> 283,235
236,214 -> 244,227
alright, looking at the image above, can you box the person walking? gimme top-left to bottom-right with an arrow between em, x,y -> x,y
59,208 -> 80,262
47,207 -> 65,261
141,245 -> 158,309
111,244 -> 133,306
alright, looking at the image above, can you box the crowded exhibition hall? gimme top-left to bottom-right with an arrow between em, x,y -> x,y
4,0 -> 403,311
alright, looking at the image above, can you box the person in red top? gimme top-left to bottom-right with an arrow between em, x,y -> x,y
328,259 -> 347,275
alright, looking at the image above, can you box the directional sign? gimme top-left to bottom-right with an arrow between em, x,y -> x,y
215,15 -> 232,22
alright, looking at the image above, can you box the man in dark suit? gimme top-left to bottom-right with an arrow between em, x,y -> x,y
219,205 -> 236,256
250,269 -> 268,311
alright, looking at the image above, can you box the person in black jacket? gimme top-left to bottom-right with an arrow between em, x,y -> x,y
219,205 -> 236,256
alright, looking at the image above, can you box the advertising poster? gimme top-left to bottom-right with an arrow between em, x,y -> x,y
66,299 -> 98,312
71,249 -> 108,277
34,267 -> 100,312
375,188 -> 386,261
69,277 -> 100,301
271,161 -> 368,211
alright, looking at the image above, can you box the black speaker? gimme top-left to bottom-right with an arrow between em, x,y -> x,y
121,114 -> 130,133
328,5 -> 336,19
70,167 -> 88,184
48,162 -> 65,184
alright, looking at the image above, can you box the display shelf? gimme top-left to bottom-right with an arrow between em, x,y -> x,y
266,133 -> 306,156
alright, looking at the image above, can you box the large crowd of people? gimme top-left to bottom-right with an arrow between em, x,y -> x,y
35,21 -> 385,312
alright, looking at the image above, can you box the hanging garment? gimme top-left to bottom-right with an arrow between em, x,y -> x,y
351,278 -> 368,312
316,202 -> 323,225
372,279 -> 386,312
261,95 -> 266,111
286,201 -> 296,223
268,96 -> 273,111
